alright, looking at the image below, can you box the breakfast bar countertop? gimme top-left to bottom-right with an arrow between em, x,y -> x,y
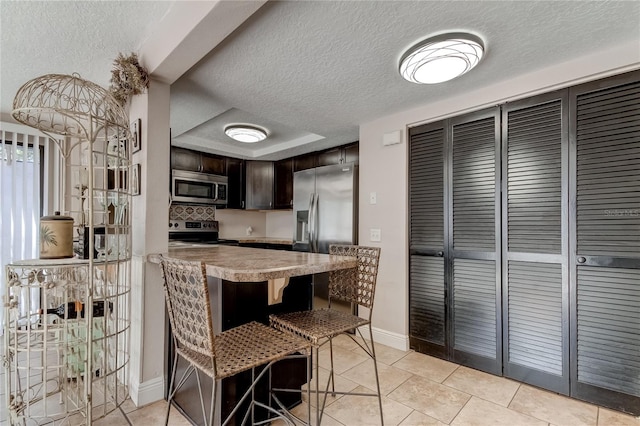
232,236 -> 294,245
148,245 -> 356,282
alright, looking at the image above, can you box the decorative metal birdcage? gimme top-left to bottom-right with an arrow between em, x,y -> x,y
4,73 -> 131,425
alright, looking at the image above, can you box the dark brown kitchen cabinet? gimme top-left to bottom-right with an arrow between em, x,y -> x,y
227,159 -> 286,210
274,158 -> 293,209
201,153 -> 226,175
315,142 -> 360,167
245,161 -> 273,210
293,142 -> 359,171
226,157 -> 245,209
343,142 -> 359,165
171,146 -> 201,172
293,153 -> 317,172
316,147 -> 342,167
171,146 -> 226,175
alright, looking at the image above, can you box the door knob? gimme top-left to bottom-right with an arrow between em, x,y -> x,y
577,256 -> 586,264
436,251 -> 444,257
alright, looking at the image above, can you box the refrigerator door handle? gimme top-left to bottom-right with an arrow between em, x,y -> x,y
313,193 -> 319,252
308,193 -> 315,249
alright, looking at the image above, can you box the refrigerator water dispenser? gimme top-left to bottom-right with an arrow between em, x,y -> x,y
295,210 -> 309,242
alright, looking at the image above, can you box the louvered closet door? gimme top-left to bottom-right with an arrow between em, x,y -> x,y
501,91 -> 569,394
570,71 -> 640,414
449,107 -> 501,374
409,122 -> 447,357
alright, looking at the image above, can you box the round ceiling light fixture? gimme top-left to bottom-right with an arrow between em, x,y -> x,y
224,124 -> 268,143
399,33 -> 484,84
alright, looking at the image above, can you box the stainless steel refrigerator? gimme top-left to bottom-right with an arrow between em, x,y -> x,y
293,163 -> 358,308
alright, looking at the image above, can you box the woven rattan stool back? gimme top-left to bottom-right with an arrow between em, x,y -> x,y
160,257 -> 216,368
328,245 -> 381,310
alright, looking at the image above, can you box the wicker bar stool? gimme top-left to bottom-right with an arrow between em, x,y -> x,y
160,256 -> 312,426
269,245 -> 383,425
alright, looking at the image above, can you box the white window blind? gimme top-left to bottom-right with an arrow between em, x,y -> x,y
0,122 -> 49,332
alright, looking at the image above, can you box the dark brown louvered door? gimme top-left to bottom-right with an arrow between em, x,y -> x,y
449,107 -> 502,374
501,91 -> 570,394
570,71 -> 640,414
408,122 -> 447,357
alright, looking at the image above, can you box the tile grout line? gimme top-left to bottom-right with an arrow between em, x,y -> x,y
505,382 -> 521,409
439,364 -> 461,384
119,405 -> 133,426
396,409 -> 415,426
448,393 -> 473,425
383,374 -> 414,397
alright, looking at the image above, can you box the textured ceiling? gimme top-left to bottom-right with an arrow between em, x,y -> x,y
0,1 -> 173,121
2,1 -> 639,161
171,0 -> 640,159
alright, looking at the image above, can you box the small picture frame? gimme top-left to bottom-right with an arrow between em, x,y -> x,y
131,163 -> 141,196
131,118 -> 141,154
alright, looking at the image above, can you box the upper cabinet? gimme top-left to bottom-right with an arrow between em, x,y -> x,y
293,152 -> 317,172
226,157 -> 245,209
201,153 -> 226,175
170,142 -> 358,211
245,161 -> 274,210
316,147 -> 342,167
343,142 -> 359,165
274,158 -> 294,209
171,146 -> 201,172
293,142 -> 358,172
171,146 -> 226,175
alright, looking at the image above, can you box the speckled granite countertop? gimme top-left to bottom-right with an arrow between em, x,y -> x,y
233,237 -> 293,245
148,245 -> 355,282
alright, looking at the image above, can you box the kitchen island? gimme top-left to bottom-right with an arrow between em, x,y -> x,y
149,245 -> 356,425
149,244 -> 352,281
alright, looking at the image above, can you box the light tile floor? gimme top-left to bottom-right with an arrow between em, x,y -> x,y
2,335 -> 639,425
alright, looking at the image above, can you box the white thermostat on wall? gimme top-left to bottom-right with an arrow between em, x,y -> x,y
382,130 -> 402,146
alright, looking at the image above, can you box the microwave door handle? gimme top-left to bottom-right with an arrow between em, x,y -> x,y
213,183 -> 219,201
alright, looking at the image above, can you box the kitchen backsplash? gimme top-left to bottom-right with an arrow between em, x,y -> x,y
169,204 -> 216,221
168,205 -> 293,239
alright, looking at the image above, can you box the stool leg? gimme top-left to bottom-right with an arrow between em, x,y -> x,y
195,369 -> 207,426
369,324 -> 384,426
209,378 -> 217,426
165,350 -> 179,426
252,366 -> 256,425
307,351 -> 312,426
315,346 -> 321,425
328,338 -> 336,396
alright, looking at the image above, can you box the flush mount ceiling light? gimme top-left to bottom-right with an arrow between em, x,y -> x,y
399,33 -> 484,84
224,125 -> 268,143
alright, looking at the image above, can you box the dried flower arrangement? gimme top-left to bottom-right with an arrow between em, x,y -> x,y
109,52 -> 149,106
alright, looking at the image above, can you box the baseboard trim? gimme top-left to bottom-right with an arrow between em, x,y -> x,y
130,375 -> 164,407
359,326 -> 409,351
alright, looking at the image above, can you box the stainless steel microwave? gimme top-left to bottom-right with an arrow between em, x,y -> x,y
171,169 -> 228,206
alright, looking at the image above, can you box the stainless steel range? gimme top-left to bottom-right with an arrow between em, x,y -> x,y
168,220 -> 238,247
168,220 -> 219,245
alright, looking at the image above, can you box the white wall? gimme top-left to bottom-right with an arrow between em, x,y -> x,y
215,209 -> 266,238
129,79 -> 171,406
266,210 -> 293,239
215,209 -> 294,239
358,42 -> 640,350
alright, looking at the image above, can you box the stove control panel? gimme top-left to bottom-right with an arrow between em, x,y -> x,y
168,220 -> 219,233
